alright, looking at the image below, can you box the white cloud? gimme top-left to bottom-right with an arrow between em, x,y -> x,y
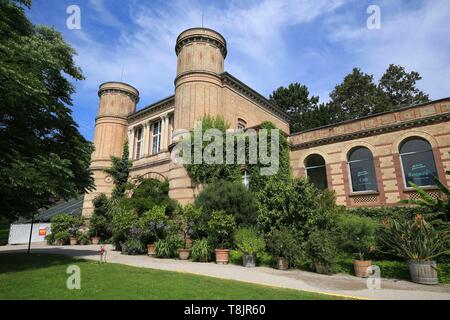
71,0 -> 345,108
326,0 -> 450,100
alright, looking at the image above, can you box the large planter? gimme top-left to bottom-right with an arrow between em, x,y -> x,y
215,249 -> 230,264
408,260 -> 438,285
243,254 -> 256,268
178,248 -> 191,260
278,257 -> 288,270
55,240 -> 64,246
120,242 -> 127,255
147,243 -> 156,256
314,262 -> 330,275
69,237 -> 78,245
91,237 -> 100,245
353,260 -> 372,278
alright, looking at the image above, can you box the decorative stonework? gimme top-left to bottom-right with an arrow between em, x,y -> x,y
175,30 -> 227,58
128,95 -> 175,123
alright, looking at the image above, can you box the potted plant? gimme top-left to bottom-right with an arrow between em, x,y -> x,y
337,214 -> 377,277
305,230 -> 337,274
381,214 -> 449,285
207,210 -> 236,264
191,238 -> 212,262
235,227 -> 265,268
174,205 -> 200,260
267,228 -> 300,270
68,227 -> 80,245
139,205 -> 168,256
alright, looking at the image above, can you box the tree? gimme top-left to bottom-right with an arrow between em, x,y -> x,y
104,139 -> 132,198
269,82 -> 319,133
378,64 -> 430,109
0,0 -> 94,221
328,68 -> 388,121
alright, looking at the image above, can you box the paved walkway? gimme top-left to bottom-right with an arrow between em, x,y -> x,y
1,243 -> 450,300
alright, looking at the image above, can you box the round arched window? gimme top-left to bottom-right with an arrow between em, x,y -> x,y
348,147 -> 378,192
304,154 -> 327,190
399,137 -> 437,187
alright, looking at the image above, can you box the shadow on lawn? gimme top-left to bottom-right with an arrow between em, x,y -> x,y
0,249 -> 99,274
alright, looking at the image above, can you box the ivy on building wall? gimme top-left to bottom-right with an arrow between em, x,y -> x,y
182,116 -> 291,188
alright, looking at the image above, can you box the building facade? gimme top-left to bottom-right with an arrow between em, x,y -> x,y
81,27 -> 450,218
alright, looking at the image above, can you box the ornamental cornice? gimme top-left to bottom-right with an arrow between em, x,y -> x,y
290,113 -> 450,150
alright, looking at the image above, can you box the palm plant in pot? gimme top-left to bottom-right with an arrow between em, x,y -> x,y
207,210 -> 236,264
235,227 -> 265,268
337,214 -> 378,277
139,205 -> 168,256
381,214 -> 449,285
267,228 -> 300,270
305,229 -> 337,275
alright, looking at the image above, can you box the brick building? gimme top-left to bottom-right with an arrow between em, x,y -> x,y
81,27 -> 450,218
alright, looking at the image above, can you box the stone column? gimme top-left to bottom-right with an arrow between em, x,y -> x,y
127,128 -> 134,160
142,123 -> 150,157
161,114 -> 169,152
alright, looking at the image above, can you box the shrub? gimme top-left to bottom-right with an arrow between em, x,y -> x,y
256,251 -> 273,267
305,230 -> 337,273
173,204 -> 202,248
229,250 -> 243,265
195,180 -> 258,226
154,234 -> 183,258
125,237 -> 145,255
139,205 -> 168,244
380,214 -> 450,261
347,206 -> 422,221
126,178 -> 177,215
266,227 -> 301,265
110,200 -> 138,249
256,178 -> 338,241
235,227 -> 265,255
207,210 -> 236,249
49,214 -> 83,244
336,213 -> 378,260
88,193 -> 111,239
191,238 -> 212,262
78,232 -> 91,245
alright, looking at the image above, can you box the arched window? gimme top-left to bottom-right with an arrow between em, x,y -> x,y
399,137 -> 437,187
348,147 -> 378,192
305,154 -> 327,190
237,118 -> 247,130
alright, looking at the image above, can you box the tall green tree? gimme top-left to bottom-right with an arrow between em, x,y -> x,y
269,82 -> 319,133
378,64 -> 430,109
328,68 -> 388,121
0,0 -> 94,221
104,139 -> 132,198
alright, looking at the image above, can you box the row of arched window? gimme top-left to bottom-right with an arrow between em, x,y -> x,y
305,137 -> 438,192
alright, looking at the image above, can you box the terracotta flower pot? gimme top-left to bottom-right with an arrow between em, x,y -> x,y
278,257 -> 288,270
69,237 -> 78,245
91,237 -> 100,245
55,239 -> 64,246
178,248 -> 191,260
353,260 -> 372,278
215,249 -> 230,264
147,243 -> 156,256
314,262 -> 330,275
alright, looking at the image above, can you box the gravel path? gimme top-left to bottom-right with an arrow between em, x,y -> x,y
1,243 -> 450,300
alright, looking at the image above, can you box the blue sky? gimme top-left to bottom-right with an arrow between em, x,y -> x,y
26,0 -> 450,141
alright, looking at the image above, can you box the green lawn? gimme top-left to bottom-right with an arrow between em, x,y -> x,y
0,253 -> 342,300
